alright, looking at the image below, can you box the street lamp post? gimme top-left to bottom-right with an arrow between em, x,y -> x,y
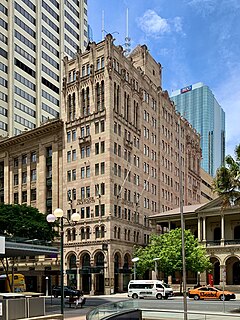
132,257 -> 139,280
46,208 -> 80,315
153,258 -> 160,280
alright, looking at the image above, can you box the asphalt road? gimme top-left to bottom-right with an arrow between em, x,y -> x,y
46,295 -> 240,316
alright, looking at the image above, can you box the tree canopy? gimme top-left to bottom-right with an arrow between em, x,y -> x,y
213,144 -> 240,206
133,228 -> 211,277
0,204 -> 57,241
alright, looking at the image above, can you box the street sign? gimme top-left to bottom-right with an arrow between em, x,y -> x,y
0,236 -> 5,254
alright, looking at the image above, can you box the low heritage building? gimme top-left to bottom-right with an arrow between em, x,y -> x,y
150,197 -> 240,289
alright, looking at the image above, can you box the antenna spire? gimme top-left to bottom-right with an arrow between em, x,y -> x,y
102,10 -> 105,40
124,8 -> 131,56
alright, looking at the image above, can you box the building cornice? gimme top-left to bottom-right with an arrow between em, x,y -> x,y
0,119 -> 63,150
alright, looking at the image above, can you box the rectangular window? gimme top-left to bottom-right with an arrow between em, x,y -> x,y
31,188 -> 36,201
86,146 -> 90,157
95,143 -> 99,154
14,174 -> 19,186
101,162 -> 105,174
22,191 -> 27,203
67,170 -> 71,181
86,186 -> 90,198
95,205 -> 99,217
81,167 -> 85,179
72,149 -> 76,161
101,141 -> 105,153
67,151 -> 71,162
22,172 -> 27,184
86,166 -> 90,178
72,169 -> 76,181
31,169 -> 36,181
95,163 -> 99,175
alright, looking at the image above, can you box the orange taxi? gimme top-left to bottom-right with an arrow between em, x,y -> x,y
188,286 -> 236,301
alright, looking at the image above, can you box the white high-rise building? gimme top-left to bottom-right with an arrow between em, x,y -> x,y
0,0 -> 88,137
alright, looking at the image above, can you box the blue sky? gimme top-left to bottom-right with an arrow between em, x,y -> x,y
88,0 -> 240,157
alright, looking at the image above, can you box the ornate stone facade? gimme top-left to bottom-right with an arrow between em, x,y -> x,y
0,35 -> 210,294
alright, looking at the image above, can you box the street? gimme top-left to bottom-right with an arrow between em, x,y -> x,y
45,295 -> 240,318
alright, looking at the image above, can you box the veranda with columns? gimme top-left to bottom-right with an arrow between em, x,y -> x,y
150,198 -> 240,289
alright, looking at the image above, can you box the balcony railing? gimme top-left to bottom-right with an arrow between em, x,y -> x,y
206,240 -> 221,246
224,239 -> 240,245
206,239 -> 240,246
79,135 -> 91,145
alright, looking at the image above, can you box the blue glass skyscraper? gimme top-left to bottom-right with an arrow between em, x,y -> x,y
171,82 -> 225,176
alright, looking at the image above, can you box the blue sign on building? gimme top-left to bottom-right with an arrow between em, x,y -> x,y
181,85 -> 192,94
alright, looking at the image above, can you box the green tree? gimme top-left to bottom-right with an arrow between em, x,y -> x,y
213,144 -> 240,206
0,204 -> 57,292
133,228 -> 211,278
0,204 -> 57,241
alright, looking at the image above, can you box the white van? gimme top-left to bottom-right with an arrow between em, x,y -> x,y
128,280 -> 173,300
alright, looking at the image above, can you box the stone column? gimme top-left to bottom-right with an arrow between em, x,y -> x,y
202,217 -> 206,243
198,217 -> 201,241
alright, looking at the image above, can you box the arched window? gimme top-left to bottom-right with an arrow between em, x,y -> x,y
67,229 -> 71,242
100,225 -> 105,238
128,230 -> 130,241
72,228 -> 76,241
117,227 -> 121,239
86,87 -> 90,115
86,227 -> 90,239
95,226 -> 100,239
82,88 -> 85,116
96,83 -> 100,111
114,226 -> 117,238
82,253 -> 90,268
95,252 -> 104,267
72,92 -> 76,119
69,254 -> 77,269
123,254 -> 130,270
114,253 -> 120,273
67,94 -> 72,121
80,228 -> 85,240
101,80 -> 104,110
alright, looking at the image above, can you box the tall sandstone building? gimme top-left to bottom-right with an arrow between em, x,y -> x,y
0,35 -> 204,294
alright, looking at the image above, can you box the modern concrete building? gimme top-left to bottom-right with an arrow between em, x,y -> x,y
0,0 -> 88,137
150,197 -> 240,290
0,36 -> 207,294
171,82 -> 225,177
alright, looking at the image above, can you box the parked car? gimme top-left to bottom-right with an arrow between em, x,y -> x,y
188,286 -> 236,301
52,286 -> 81,298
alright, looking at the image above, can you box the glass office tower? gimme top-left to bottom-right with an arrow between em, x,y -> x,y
0,0 -> 88,137
171,82 -> 225,176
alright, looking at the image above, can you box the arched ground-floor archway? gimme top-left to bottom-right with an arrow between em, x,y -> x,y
226,256 -> 240,285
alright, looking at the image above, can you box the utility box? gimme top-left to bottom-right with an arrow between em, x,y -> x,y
0,293 -> 45,320
0,293 -> 26,320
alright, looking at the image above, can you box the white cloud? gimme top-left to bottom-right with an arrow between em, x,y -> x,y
137,10 -> 170,36
173,17 -> 184,34
137,10 -> 185,38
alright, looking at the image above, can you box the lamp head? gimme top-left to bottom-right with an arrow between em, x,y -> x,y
46,213 -> 56,223
132,257 -> 139,263
54,208 -> 64,218
71,211 -> 80,222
